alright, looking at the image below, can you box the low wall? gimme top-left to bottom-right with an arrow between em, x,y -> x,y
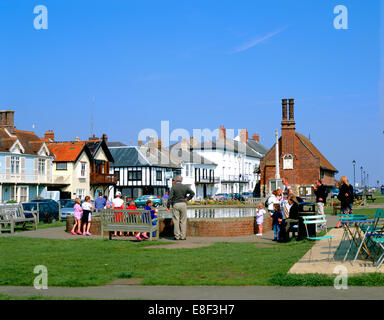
66,213 -> 272,237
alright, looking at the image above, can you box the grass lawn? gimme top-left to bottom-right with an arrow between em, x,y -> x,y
0,237 -> 314,287
1,234 -> 384,287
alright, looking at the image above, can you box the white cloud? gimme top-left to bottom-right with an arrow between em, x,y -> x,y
230,25 -> 288,54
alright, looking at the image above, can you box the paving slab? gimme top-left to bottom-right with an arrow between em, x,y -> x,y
1,285 -> 384,300
289,228 -> 384,275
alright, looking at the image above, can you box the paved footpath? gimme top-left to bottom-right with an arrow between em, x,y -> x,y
1,285 -> 384,300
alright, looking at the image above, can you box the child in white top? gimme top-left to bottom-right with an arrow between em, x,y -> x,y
256,203 -> 266,236
81,196 -> 94,236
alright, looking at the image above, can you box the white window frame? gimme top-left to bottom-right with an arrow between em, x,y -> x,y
79,162 -> 86,178
11,156 -> 20,174
18,186 -> 29,203
76,189 -> 85,200
38,159 -> 46,175
283,154 -> 294,170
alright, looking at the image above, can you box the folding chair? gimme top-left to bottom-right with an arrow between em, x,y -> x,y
370,236 -> 384,269
358,209 -> 384,263
303,215 -> 334,262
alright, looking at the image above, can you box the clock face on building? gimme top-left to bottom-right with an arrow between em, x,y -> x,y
283,154 -> 293,170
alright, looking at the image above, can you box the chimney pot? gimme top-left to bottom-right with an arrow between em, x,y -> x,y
252,133 -> 260,143
282,99 -> 288,121
44,130 -> 55,142
138,140 -> 143,147
288,98 -> 294,120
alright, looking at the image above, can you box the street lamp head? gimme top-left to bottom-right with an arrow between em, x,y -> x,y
352,160 -> 356,165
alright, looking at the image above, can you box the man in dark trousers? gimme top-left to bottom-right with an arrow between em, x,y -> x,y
313,179 -> 328,229
167,176 -> 195,240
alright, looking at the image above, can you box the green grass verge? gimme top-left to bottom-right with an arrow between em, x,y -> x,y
0,237 -> 312,287
269,272 -> 384,286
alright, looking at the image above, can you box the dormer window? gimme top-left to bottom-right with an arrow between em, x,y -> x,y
283,154 -> 293,170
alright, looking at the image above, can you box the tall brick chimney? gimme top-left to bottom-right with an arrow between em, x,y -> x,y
138,140 -> 143,147
157,138 -> 162,151
0,110 -> 15,133
281,98 -> 296,171
240,129 -> 248,143
44,130 -> 55,141
219,125 -> 226,140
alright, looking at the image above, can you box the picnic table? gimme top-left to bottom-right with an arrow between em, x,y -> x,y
365,193 -> 376,203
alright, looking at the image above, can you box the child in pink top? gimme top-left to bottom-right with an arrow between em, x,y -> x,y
71,198 -> 83,235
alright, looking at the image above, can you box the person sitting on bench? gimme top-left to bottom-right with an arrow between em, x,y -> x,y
285,195 -> 300,238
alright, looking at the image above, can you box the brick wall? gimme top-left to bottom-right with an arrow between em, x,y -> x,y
260,135 -> 327,195
66,215 -> 273,237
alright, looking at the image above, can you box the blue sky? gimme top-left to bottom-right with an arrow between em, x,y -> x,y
0,0 -> 382,186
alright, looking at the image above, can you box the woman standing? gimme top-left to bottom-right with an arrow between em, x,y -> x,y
336,176 -> 354,228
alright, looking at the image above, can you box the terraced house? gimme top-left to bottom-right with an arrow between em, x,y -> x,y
0,110 -> 55,202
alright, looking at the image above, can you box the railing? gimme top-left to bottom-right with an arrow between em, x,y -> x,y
195,176 -> 220,184
90,173 -> 117,184
0,173 -> 53,184
221,175 -> 250,182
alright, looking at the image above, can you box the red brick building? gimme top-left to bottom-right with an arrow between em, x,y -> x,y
260,99 -> 338,196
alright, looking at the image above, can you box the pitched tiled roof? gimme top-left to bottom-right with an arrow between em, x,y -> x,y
109,146 -> 181,169
109,146 -> 149,167
0,128 -> 52,156
296,133 -> 338,172
47,142 -> 87,162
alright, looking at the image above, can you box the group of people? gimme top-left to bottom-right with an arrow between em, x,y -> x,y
70,196 -> 94,236
259,178 -> 326,242
260,176 -> 354,241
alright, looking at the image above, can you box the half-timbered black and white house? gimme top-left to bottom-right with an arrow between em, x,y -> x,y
108,146 -> 180,200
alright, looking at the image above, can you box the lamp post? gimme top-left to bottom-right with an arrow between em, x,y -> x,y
352,160 -> 356,188
360,166 -> 363,188
367,173 -> 369,189
363,171 -> 366,189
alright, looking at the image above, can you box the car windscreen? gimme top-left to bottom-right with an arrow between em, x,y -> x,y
22,203 -> 37,210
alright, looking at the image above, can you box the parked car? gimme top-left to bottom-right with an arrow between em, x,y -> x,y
134,195 -> 162,208
59,200 -> 76,220
229,193 -> 245,201
58,199 -> 74,208
241,192 -> 254,200
31,199 -> 59,211
22,202 -> 59,223
330,188 -> 339,199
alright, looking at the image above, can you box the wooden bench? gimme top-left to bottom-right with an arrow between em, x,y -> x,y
0,203 -> 38,234
100,209 -> 159,240
365,194 -> 377,202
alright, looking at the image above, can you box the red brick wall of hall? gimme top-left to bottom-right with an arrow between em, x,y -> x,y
261,136 -> 320,194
